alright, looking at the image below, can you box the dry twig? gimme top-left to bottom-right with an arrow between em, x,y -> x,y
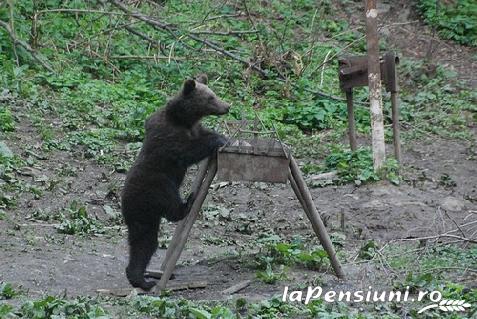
0,19 -> 54,72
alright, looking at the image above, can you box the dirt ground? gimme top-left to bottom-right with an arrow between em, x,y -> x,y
1,112 -> 476,301
1,0 -> 476,304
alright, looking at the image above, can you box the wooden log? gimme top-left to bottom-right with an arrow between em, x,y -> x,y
144,270 -> 175,280
166,280 -> 208,291
309,171 -> 338,181
289,156 -> 345,279
222,280 -> 252,295
346,89 -> 357,151
156,157 -> 218,292
159,159 -> 210,272
97,280 -> 208,297
391,91 -> 402,164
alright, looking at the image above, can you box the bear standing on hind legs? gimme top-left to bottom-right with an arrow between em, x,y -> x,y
121,74 -> 230,290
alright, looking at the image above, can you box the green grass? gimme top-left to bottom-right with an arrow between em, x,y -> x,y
0,0 -> 473,171
0,106 -> 15,132
0,1 -> 476,318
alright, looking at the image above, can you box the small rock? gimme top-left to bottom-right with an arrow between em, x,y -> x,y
361,199 -> 388,209
18,167 -> 41,177
441,197 -> 465,212
310,171 -> 338,181
0,141 -> 13,158
344,194 -> 360,200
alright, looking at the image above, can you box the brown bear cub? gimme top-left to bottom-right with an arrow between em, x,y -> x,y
121,74 -> 229,290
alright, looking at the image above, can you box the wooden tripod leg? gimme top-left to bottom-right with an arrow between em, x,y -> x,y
391,91 -> 402,164
289,172 -> 307,214
160,159 -> 210,272
289,156 -> 345,279
346,89 -> 357,151
156,156 -> 218,292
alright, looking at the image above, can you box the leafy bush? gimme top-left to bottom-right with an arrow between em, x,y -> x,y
417,0 -> 477,46
283,98 -> 343,130
324,146 -> 400,185
256,238 -> 329,271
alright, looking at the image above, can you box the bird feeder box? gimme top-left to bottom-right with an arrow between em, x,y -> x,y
217,138 -> 290,183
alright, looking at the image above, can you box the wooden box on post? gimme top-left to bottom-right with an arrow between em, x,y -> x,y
217,138 -> 290,184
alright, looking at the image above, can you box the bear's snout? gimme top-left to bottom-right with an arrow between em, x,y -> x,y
216,101 -> 230,115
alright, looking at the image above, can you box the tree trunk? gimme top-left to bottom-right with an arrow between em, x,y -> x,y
365,0 -> 386,170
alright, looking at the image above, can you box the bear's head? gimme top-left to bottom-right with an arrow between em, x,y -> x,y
166,74 -> 230,127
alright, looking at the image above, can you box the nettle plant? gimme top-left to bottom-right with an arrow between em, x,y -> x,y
417,0 -> 477,46
56,201 -> 104,236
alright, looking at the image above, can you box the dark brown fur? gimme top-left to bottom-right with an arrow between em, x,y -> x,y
121,75 -> 229,290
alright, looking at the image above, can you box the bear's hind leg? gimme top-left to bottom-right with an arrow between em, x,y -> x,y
161,181 -> 192,222
126,221 -> 159,291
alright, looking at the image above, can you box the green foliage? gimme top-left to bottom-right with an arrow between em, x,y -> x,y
133,296 -> 237,319
417,0 -> 477,46
56,201 -> 104,236
20,296 -> 109,319
0,2 -> 475,319
0,304 -> 15,318
358,240 -> 379,260
399,60 -> 475,140
256,237 -> 329,271
283,98 -> 343,130
0,152 -> 25,209
0,106 -> 15,132
256,260 -> 287,284
324,146 -> 400,185
0,282 -> 18,299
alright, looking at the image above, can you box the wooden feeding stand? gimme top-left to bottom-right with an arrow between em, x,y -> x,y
338,51 -> 402,163
155,120 -> 344,293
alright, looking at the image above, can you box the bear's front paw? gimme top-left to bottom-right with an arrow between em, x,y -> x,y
213,135 -> 228,148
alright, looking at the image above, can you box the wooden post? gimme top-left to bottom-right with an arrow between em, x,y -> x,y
365,0 -> 386,170
159,159 -> 210,272
391,91 -> 402,163
289,156 -> 345,278
156,157 -> 218,292
346,89 -> 357,151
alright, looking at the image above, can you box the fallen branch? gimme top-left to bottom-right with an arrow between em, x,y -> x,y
420,266 -> 477,274
108,54 -> 213,62
106,0 -> 347,102
187,33 -> 267,77
0,19 -> 54,72
107,0 -> 172,30
37,8 -> 127,16
190,30 -> 258,36
97,281 -> 208,296
222,280 -> 251,295
400,234 -> 477,244
203,13 -> 246,22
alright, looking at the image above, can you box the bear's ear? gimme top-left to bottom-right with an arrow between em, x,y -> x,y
183,79 -> 196,95
196,73 -> 208,85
